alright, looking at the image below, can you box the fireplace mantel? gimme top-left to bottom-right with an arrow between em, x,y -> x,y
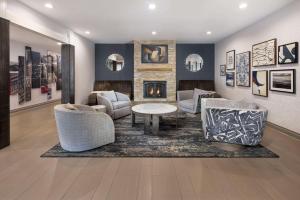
136,66 -> 173,72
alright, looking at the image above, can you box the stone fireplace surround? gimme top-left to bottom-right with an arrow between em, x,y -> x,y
134,40 -> 176,101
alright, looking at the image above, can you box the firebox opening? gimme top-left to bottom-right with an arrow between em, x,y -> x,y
143,81 -> 167,98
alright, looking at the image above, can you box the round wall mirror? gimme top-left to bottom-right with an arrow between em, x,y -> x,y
106,54 -> 125,72
185,54 -> 204,72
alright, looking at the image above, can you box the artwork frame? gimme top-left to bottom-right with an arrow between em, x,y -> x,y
141,44 -> 168,64
252,70 -> 268,97
220,65 -> 226,76
269,69 -> 296,94
226,50 -> 235,70
226,72 -> 235,87
185,54 -> 204,72
278,42 -> 298,64
236,51 -> 251,87
252,39 -> 277,67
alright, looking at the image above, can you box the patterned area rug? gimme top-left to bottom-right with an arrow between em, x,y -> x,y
41,113 -> 278,158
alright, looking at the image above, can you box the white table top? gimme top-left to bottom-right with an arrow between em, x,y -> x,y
132,103 -> 177,115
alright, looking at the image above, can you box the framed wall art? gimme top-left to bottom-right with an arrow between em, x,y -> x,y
220,65 -> 226,76
252,39 -> 277,67
141,44 -> 168,64
226,72 -> 235,87
278,42 -> 298,64
236,51 -> 251,87
226,50 -> 235,70
269,69 -> 296,93
252,70 -> 268,97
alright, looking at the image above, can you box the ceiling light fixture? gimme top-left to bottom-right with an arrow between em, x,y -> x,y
148,3 -> 156,10
239,2 -> 248,9
44,3 -> 53,9
206,31 -> 212,35
152,31 -> 157,35
85,31 -> 90,35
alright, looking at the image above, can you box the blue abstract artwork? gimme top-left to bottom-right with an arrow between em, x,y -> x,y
236,51 -> 250,87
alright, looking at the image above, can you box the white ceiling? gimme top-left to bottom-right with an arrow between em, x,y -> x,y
19,0 -> 294,43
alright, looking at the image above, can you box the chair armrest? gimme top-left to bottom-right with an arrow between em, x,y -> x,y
177,90 -> 193,101
115,92 -> 131,102
97,95 -> 113,116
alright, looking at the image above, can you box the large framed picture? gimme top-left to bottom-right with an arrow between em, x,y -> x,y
141,44 -> 168,63
236,51 -> 251,87
226,50 -> 235,70
252,39 -> 277,67
220,65 -> 226,76
278,42 -> 298,64
252,71 -> 268,97
226,72 -> 235,87
269,69 -> 296,93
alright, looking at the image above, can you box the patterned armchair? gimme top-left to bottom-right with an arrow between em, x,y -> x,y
201,98 -> 268,146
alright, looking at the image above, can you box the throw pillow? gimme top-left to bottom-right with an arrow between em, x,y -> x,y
99,90 -> 118,102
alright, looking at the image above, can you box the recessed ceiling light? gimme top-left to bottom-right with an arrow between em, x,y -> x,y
239,2 -> 248,9
57,42 -> 62,45
85,31 -> 90,35
152,31 -> 157,35
148,3 -> 156,10
206,31 -> 212,35
44,3 -> 53,9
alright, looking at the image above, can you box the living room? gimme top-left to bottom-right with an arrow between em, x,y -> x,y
0,0 -> 300,199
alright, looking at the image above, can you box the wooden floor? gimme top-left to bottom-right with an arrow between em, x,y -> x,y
1,103 -> 300,200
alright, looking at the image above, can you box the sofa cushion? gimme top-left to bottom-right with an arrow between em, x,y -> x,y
99,91 -> 117,102
193,88 -> 216,100
64,103 -> 77,110
112,101 -> 131,110
179,99 -> 194,110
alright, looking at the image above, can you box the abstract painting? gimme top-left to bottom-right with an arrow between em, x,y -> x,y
236,51 -> 250,87
252,71 -> 268,97
40,63 -> 48,94
226,50 -> 235,70
252,39 -> 277,67
270,69 -> 295,93
25,46 -> 32,101
141,44 -> 168,63
9,63 -> 19,95
226,72 -> 235,87
278,42 -> 298,64
48,51 -> 62,90
220,65 -> 226,76
185,54 -> 204,72
18,56 -> 25,104
32,51 -> 41,88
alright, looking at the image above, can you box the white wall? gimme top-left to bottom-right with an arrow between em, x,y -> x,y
4,0 -> 95,105
215,1 -> 300,133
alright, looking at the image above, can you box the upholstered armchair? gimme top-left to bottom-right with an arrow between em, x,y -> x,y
177,88 -> 216,114
54,104 -> 115,152
96,91 -> 131,119
201,98 -> 268,146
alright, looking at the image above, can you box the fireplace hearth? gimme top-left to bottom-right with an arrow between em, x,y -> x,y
143,81 -> 167,98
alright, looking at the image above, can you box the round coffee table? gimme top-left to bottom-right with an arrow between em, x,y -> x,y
131,103 -> 178,134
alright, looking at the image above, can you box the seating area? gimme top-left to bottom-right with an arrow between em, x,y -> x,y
1,0 -> 300,199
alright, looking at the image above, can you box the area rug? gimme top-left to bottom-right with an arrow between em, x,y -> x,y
41,113 -> 279,158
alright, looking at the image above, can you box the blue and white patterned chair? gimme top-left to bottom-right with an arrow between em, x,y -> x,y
201,99 -> 268,146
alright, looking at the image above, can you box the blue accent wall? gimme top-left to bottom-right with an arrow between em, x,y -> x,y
95,44 -> 134,81
176,44 -> 215,86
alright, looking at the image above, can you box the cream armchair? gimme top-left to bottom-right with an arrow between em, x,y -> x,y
54,104 -> 115,152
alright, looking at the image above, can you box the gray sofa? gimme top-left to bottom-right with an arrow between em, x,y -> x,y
96,91 -> 131,119
201,98 -> 268,146
177,88 -> 216,114
54,104 -> 115,152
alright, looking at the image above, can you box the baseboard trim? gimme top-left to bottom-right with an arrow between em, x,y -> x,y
10,99 -> 61,114
266,121 -> 300,140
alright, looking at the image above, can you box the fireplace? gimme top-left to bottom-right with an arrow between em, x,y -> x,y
143,81 -> 167,98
